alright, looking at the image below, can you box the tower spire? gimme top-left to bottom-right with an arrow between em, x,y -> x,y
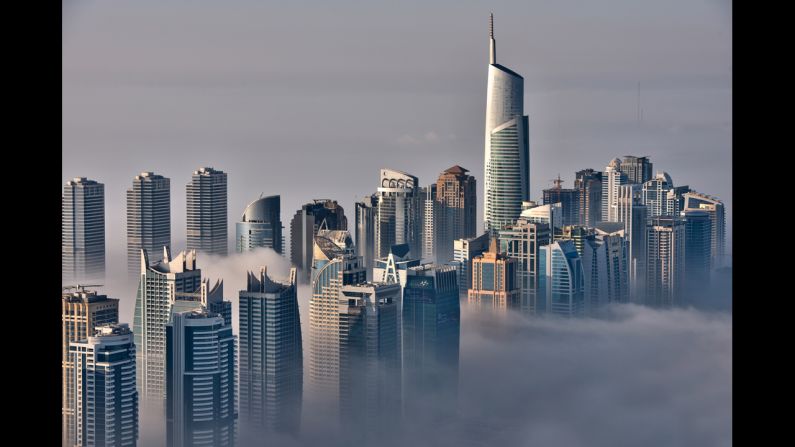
489,13 -> 496,64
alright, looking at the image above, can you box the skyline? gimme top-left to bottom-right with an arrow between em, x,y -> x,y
63,1 -> 732,263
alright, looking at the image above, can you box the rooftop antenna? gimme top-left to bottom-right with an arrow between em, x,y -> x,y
637,81 -> 641,123
489,13 -> 496,65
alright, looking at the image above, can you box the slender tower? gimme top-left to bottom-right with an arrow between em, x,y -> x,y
484,13 -> 530,235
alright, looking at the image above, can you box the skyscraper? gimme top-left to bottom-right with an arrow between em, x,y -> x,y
612,185 -> 648,302
186,167 -> 228,256
621,156 -> 653,184
375,168 -> 422,260
127,172 -> 171,277
682,209 -> 712,303
602,159 -> 628,222
543,176 -> 580,227
574,169 -> 603,227
499,219 -> 551,315
166,310 -> 236,447
354,195 -> 378,279
69,324 -> 138,447
132,248 -> 229,404
558,225 -> 596,255
308,230 -> 366,406
641,172 -> 676,217
402,264 -> 460,419
239,267 -> 303,438
451,232 -> 490,297
483,14 -> 530,235
581,230 -> 629,313
683,191 -> 726,269
62,288 -> 120,446
468,238 -> 519,310
539,240 -> 585,317
290,199 -> 348,282
522,202 -> 563,238
435,165 -> 477,263
645,216 -> 686,307
338,282 -> 402,442
236,194 -> 283,254
420,184 -> 438,261
372,243 -> 421,287
63,177 -> 105,284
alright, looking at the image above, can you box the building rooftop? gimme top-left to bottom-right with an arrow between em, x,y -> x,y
442,165 -> 470,175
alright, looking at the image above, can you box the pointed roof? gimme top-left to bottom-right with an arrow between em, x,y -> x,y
443,165 -> 469,175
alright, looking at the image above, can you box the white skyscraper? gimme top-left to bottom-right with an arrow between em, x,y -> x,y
484,13 -> 530,235
602,158 -> 628,222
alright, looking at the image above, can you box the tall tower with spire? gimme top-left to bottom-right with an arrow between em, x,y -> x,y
483,13 -> 530,236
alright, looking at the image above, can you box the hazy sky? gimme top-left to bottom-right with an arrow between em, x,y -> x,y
62,0 -> 732,263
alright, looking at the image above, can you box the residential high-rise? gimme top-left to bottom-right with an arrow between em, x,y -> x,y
522,202 -> 562,238
308,230 -> 366,406
375,168 -> 422,260
499,219 -> 551,315
62,288 -> 120,446
338,282 -> 402,442
236,194 -> 283,254
559,225 -> 596,255
186,167 -> 228,256
290,199 -> 348,282
621,156 -> 653,184
402,264 -> 460,418
543,176 -> 580,227
166,310 -> 236,447
641,172 -> 676,217
467,238 -> 519,310
574,169 -> 602,227
645,216 -> 686,307
682,209 -> 712,303
354,195 -> 378,279
581,231 -> 629,313
133,248 -> 229,404
127,172 -> 171,277
435,165 -> 477,263
602,159 -> 628,222
420,184 -> 438,261
539,240 -> 585,317
239,267 -> 303,438
69,324 -> 138,447
451,232 -> 490,296
683,191 -> 726,269
612,185 -> 648,302
63,177 -> 105,284
483,14 -> 530,235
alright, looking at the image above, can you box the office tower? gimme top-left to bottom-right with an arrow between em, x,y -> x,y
641,172 -> 676,217
186,167 -> 228,256
166,310 -> 236,447
63,288 -> 120,446
581,231 -> 629,313
499,219 -> 551,315
667,185 -> 691,215
133,248 -> 228,403
451,232 -> 490,296
290,199 -> 348,282
354,195 -> 378,278
602,159 -> 628,222
683,191 -> 726,269
621,156 -> 653,184
645,216 -> 686,307
575,169 -> 603,227
420,184 -> 438,261
308,230 -> 366,404
402,265 -> 460,418
612,185 -> 648,302
237,194 -> 283,254
559,225 -> 596,254
467,238 -> 519,310
435,165 -> 477,263
239,267 -> 303,437
539,240 -> 585,317
375,168 -> 422,260
372,243 -> 421,286
338,282 -> 402,441
542,176 -> 580,227
69,324 -> 138,447
127,172 -> 171,276
522,202 -> 563,237
682,209 -> 712,303
483,14 -> 530,235
63,177 -> 105,284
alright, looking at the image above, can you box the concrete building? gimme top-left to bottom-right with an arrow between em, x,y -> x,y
186,167 -> 228,256
375,168 -> 422,261
467,238 -> 519,310
290,199 -> 348,282
539,240 -> 585,317
574,169 -> 602,227
499,219 -> 551,315
645,216 -> 686,307
127,172 -> 171,277
451,233 -> 490,297
63,177 -> 105,284
354,195 -> 378,279
434,165 -> 477,263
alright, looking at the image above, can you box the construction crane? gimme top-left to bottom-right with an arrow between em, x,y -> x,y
549,174 -> 564,189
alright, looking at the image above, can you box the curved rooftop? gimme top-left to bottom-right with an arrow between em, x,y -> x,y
241,195 -> 280,222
